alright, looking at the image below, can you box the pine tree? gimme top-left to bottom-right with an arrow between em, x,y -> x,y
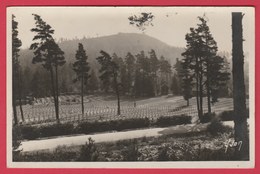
182,16 -> 230,120
73,43 -> 90,117
171,73 -> 180,95
125,52 -> 136,94
30,14 -> 66,123
112,53 -> 127,95
135,51 -> 154,97
96,51 -> 121,115
31,70 -> 41,98
12,15 -> 23,124
159,56 -> 172,95
149,49 -> 159,96
182,26 -> 203,119
173,58 -> 183,95
128,12 -> 154,31
88,69 -> 99,92
181,59 -> 193,106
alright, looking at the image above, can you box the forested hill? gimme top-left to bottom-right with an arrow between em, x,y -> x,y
19,32 -> 184,68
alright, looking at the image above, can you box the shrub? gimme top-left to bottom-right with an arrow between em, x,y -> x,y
219,110 -> 235,121
219,109 -> 249,121
20,125 -> 40,140
196,147 -> 236,161
77,138 -> 100,161
13,146 -> 78,162
39,123 -> 74,138
12,126 -> 23,161
200,112 -> 216,123
115,117 -> 150,131
157,146 -> 171,161
77,118 -> 150,134
18,123 -> 74,140
207,118 -> 231,136
155,115 -> 191,127
121,140 -> 139,161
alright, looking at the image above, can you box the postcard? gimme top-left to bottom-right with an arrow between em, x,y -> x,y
6,6 -> 255,168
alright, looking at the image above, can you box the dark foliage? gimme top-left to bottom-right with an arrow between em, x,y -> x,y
20,125 -> 40,140
77,118 -> 150,134
157,146 -> 171,161
19,123 -> 74,140
13,146 -> 78,162
206,118 -> 231,136
219,109 -> 249,121
77,138 -> 99,161
121,140 -> 139,161
39,123 -> 75,138
200,112 -> 216,123
155,115 -> 192,127
17,115 -> 196,140
128,12 -> 154,31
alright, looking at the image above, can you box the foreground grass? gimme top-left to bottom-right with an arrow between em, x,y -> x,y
14,127 -> 244,161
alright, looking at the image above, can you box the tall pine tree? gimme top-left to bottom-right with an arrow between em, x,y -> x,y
97,51 -> 121,115
125,52 -> 136,95
12,15 -> 24,124
73,43 -> 90,117
88,69 -> 99,92
30,14 -> 66,123
182,16 -> 230,120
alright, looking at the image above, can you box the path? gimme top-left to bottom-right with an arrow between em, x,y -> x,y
19,121 -> 234,152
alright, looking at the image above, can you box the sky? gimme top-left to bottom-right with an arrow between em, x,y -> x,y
8,7 -> 254,53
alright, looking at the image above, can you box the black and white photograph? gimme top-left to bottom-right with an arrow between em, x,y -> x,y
7,6 -> 255,168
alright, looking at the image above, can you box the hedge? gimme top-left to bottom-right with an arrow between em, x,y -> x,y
200,113 -> 216,123
154,115 -> 192,127
219,109 -> 249,121
17,115 -> 192,140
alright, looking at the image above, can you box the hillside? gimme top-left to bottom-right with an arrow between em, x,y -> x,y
19,33 -> 184,68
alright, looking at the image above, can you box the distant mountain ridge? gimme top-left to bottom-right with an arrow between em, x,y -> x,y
19,33 -> 184,68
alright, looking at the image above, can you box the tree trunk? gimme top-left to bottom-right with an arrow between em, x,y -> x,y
55,66 -> 60,123
50,67 -> 59,123
232,12 -> 248,160
195,57 -> 201,121
117,89 -> 121,115
81,73 -> 84,117
206,64 -> 211,114
12,66 -> 18,125
113,73 -> 121,115
199,70 -> 204,118
12,92 -> 18,125
17,66 -> 24,122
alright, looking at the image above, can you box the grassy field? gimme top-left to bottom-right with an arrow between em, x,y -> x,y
15,95 -> 249,125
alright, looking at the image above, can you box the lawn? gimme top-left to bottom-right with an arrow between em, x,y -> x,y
15,95 -> 249,125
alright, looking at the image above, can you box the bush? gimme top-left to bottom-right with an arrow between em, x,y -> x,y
121,140 -> 139,161
200,112 -> 216,123
155,115 -> 191,127
115,118 -> 150,131
12,126 -> 22,161
207,118 -> 231,136
13,146 -> 78,162
77,118 -> 150,134
18,123 -> 74,140
39,123 -> 74,138
219,111 -> 234,121
219,109 -> 249,121
77,138 -> 100,161
20,125 -> 40,140
157,146 -> 171,161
